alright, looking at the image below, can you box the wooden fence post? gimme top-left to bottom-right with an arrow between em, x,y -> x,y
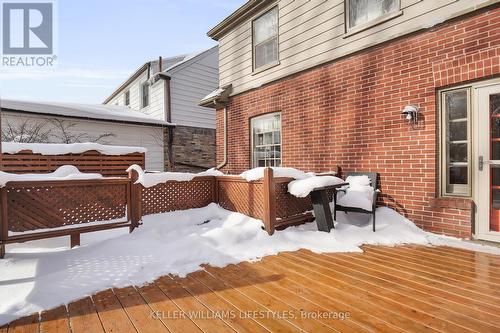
128,169 -> 142,232
263,167 -> 276,235
0,188 -> 7,258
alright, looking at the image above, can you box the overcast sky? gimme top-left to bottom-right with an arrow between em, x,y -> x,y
0,0 -> 244,104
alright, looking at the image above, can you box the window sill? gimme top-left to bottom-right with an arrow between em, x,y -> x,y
343,10 -> 404,39
429,197 -> 474,210
252,60 -> 280,76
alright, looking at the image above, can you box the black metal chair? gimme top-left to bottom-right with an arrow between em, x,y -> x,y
333,172 -> 379,232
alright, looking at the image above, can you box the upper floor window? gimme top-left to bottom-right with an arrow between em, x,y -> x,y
251,112 -> 281,168
141,82 -> 150,108
440,88 -> 471,197
124,90 -> 130,106
347,0 -> 400,30
252,7 -> 278,71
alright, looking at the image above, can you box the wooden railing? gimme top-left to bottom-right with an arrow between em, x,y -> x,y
0,168 -> 324,258
0,178 -> 135,258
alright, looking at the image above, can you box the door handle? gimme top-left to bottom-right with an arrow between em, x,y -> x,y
479,156 -> 494,171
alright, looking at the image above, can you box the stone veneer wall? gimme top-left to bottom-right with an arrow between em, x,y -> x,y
166,125 -> 216,173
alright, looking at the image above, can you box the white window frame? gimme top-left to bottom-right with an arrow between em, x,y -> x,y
252,6 -> 279,73
141,82 -> 150,108
124,90 -> 130,106
440,87 -> 472,197
345,0 -> 402,36
251,112 -> 282,168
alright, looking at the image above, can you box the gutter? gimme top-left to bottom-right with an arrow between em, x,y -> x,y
161,72 -> 174,169
198,85 -> 232,170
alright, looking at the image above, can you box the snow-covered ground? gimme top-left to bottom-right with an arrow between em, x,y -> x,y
0,204 -> 499,325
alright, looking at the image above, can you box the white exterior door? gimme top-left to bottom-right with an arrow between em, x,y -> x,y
476,84 -> 500,242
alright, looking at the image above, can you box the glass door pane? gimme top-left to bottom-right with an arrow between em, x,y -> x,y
490,93 -> 500,232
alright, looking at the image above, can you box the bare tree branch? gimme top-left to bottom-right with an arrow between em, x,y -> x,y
1,119 -> 51,143
1,118 -> 116,144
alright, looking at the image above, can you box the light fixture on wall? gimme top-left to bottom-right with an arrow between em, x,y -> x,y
401,105 -> 419,125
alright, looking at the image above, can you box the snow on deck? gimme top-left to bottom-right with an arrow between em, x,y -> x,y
1,203 -> 499,325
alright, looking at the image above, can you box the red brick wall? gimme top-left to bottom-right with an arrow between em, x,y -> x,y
216,6 -> 500,238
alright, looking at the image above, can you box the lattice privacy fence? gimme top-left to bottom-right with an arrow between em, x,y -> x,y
0,178 -> 134,258
141,177 -> 216,215
0,167 -> 324,258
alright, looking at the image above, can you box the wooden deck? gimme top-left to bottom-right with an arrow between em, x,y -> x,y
2,245 -> 500,333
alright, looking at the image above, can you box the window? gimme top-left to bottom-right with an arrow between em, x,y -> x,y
124,90 -> 130,106
347,0 -> 400,30
141,82 -> 149,108
252,7 -> 278,71
251,113 -> 281,168
440,88 -> 471,196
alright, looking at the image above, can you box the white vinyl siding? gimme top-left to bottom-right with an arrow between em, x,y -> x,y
105,48 -> 218,129
218,0 -> 495,96
106,71 -> 165,121
169,48 -> 218,129
2,112 -> 165,171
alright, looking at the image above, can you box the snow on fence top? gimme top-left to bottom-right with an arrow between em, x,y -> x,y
0,165 -> 102,187
127,164 -> 224,188
2,142 -> 147,156
129,165 -> 343,198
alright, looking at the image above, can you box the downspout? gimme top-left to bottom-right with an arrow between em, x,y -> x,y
163,75 -> 174,170
216,104 -> 228,170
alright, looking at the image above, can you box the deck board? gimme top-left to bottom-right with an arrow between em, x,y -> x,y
67,297 -> 105,333
92,289 -> 137,333
3,246 -> 500,333
155,275 -> 235,333
40,306 -> 70,333
113,286 -> 169,333
136,283 -> 203,333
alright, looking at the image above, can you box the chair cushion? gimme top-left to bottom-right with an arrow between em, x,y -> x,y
345,175 -> 371,187
337,185 -> 374,211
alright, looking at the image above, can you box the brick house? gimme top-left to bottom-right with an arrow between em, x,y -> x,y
201,0 -> 500,241
104,47 -> 218,172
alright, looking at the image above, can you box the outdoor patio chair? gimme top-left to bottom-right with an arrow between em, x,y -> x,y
333,172 -> 379,232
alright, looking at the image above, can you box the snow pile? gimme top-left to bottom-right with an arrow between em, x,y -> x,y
0,166 -> 103,188
240,167 -> 309,182
2,142 -> 147,156
288,176 -> 345,198
241,167 -> 343,197
127,164 -> 224,188
1,203 -> 499,325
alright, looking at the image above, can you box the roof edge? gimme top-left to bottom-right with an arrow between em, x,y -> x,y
1,108 -> 174,128
199,85 -> 232,109
207,0 -> 275,41
103,62 -> 149,104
